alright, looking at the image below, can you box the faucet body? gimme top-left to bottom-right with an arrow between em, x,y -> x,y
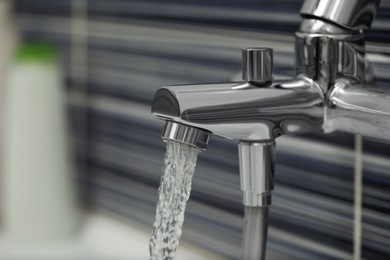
153,0 -> 387,143
151,0 -> 386,259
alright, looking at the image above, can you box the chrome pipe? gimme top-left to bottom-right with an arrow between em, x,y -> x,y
326,79 -> 390,140
239,141 -> 275,207
241,206 -> 269,260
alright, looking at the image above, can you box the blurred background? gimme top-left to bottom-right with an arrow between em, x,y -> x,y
0,0 -> 389,259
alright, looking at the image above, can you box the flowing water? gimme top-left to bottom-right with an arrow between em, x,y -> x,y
149,140 -> 202,260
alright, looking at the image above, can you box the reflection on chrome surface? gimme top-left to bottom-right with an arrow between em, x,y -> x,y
152,78 -> 324,141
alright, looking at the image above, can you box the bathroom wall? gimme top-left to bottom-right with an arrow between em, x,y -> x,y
13,0 -> 390,259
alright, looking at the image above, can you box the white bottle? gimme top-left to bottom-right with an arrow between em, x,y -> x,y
3,43 -> 79,241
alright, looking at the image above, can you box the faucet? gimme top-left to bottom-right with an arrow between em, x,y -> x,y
151,0 -> 386,259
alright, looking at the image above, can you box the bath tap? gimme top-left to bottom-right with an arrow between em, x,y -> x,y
151,0 -> 388,259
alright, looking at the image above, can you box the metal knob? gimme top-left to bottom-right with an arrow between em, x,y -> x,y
242,48 -> 273,84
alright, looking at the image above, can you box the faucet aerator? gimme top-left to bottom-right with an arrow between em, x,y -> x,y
161,121 -> 210,150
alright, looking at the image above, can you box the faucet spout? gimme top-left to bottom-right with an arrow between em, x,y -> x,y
152,78 -> 324,141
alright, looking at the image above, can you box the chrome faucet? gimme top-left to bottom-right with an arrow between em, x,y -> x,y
151,0 -> 386,259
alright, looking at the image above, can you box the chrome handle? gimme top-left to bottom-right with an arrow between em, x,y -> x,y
242,47 -> 273,85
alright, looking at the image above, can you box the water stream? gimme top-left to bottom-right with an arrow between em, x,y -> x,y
149,140 -> 201,260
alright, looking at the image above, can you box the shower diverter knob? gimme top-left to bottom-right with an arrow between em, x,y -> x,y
242,47 -> 273,84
